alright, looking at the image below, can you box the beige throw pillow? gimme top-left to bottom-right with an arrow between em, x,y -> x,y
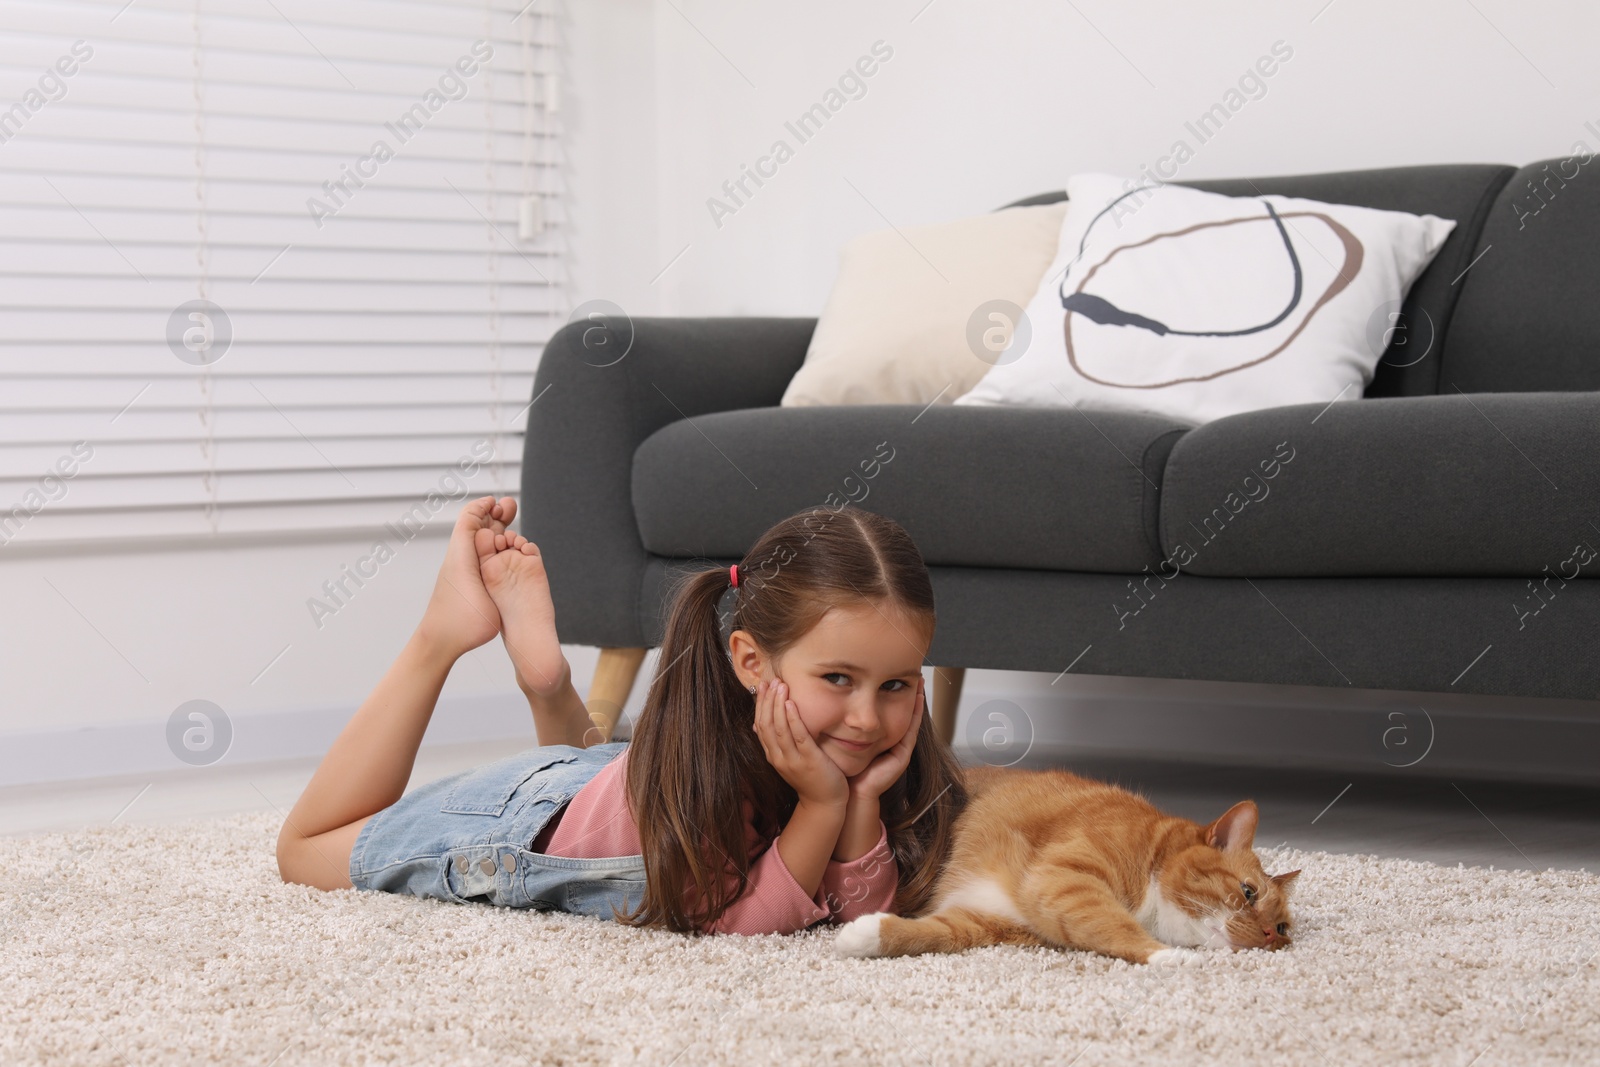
781,202 -> 1069,407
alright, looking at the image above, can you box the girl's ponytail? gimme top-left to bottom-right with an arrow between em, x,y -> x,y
618,565 -> 784,931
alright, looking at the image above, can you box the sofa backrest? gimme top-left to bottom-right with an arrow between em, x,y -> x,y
1438,153 -> 1600,393
1005,163 -> 1515,398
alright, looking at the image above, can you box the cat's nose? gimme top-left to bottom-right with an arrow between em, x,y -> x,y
1262,928 -> 1276,941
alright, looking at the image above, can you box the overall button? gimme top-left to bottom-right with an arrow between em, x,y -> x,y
501,853 -> 517,873
479,857 -> 496,876
454,855 -> 469,874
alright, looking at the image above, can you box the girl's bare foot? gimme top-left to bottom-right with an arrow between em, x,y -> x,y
477,524 -> 570,699
417,496 -> 515,660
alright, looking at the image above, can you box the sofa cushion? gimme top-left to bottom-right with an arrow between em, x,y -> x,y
1158,392 -> 1600,577
1441,153 -> 1600,392
632,404 -> 1189,573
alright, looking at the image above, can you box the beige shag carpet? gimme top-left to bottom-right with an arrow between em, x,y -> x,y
2,810 -> 1597,1066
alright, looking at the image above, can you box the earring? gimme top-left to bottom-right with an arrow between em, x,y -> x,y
748,685 -> 757,694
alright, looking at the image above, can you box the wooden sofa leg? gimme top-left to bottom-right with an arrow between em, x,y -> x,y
586,647 -> 649,743
931,666 -> 965,747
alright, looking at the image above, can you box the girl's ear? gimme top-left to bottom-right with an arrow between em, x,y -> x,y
727,629 -> 769,689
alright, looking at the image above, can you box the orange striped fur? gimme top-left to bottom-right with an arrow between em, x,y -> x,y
836,765 -> 1300,965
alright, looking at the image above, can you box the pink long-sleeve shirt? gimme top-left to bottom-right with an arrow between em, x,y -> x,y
536,748 -> 898,935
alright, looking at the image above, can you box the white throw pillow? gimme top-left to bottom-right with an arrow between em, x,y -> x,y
953,173 -> 1456,424
781,202 -> 1068,407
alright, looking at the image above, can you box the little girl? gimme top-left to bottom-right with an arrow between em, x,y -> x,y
276,496 -> 968,935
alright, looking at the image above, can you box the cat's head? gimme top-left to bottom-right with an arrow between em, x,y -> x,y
1167,800 -> 1301,951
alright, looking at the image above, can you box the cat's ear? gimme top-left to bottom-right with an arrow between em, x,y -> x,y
1272,869 -> 1302,893
1204,800 -> 1258,853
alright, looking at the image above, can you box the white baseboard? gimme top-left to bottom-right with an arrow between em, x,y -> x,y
0,692 -> 541,789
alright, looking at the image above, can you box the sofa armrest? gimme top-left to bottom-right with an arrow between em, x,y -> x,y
520,316 -> 817,648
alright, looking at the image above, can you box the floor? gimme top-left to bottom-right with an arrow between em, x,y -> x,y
13,792 -> 1595,1067
3,737 -> 1595,875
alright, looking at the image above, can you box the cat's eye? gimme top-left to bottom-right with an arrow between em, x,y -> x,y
1241,883 -> 1256,903
1276,923 -> 1289,937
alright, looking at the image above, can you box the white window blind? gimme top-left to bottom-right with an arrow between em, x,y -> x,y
0,0 -> 564,547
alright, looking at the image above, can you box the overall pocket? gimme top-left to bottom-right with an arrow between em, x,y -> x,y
520,850 -> 649,918
438,749 -> 579,816
563,874 -> 648,920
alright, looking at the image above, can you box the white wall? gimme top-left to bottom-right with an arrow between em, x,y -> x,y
6,0 -> 1597,786
627,0 -> 1599,317
0,530 -> 561,785
563,0 -> 662,316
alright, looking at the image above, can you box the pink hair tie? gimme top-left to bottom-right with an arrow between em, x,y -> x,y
729,564 -> 739,588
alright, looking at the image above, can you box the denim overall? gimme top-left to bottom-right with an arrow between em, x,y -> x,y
348,741 -> 648,921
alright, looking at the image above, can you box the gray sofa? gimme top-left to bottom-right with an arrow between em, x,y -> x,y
522,157 -> 1600,740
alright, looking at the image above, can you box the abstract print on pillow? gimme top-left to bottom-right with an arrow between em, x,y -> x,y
954,173 -> 1456,425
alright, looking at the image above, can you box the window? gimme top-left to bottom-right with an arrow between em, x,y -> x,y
0,0 -> 563,546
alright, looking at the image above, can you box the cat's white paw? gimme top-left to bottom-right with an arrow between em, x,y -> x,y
1147,947 -> 1205,967
834,913 -> 888,958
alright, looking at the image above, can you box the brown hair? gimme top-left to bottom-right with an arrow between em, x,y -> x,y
615,504 -> 968,933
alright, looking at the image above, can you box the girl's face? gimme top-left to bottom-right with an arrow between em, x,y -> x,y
734,600 -> 932,776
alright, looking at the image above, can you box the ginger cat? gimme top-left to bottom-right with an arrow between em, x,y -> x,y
836,765 -> 1300,966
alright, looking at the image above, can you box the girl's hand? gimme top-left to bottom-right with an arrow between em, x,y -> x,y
753,679 -> 849,809
847,674 -> 925,801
